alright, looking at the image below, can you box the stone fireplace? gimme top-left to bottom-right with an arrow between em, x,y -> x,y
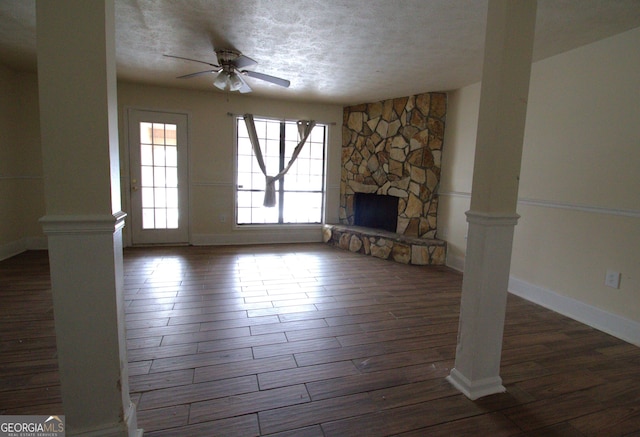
341,92 -> 445,238
323,92 -> 447,265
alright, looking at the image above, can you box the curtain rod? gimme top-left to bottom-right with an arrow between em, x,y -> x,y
226,112 -> 336,126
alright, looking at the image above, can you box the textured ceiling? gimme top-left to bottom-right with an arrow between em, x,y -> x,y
1,0 -> 639,105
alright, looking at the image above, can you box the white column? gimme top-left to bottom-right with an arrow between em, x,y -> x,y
447,0 -> 537,400
37,1 -> 141,435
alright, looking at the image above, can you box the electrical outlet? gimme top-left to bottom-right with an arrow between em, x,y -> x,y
605,270 -> 621,289
219,214 -> 227,223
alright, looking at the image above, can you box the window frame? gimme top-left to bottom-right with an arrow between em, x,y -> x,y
234,115 -> 327,226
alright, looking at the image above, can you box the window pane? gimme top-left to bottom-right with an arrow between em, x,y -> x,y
237,191 -> 252,208
237,120 -> 249,138
154,146 -> 165,167
141,187 -> 154,208
265,139 -> 280,158
141,166 -> 154,187
152,123 -> 165,144
140,122 -> 153,144
165,146 -> 177,166
285,123 -> 298,140
154,167 -> 166,187
166,167 -> 178,188
237,155 -> 254,173
166,188 -> 178,208
165,124 -> 177,146
166,208 -> 179,228
237,172 -> 252,189
283,192 -> 322,223
237,138 -> 253,156
296,158 -> 310,175
155,209 -> 167,228
309,144 -> 322,159
141,144 -> 153,165
251,173 -> 265,190
265,155 -> 279,173
155,188 -> 166,208
237,208 -> 251,224
142,208 -> 154,229
266,121 -> 280,139
310,128 -> 324,143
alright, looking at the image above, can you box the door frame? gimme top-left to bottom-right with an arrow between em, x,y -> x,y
124,107 -> 191,246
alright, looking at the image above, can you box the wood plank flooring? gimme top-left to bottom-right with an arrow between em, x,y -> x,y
2,244 -> 640,436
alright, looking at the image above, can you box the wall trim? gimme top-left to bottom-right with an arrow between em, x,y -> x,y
446,252 -> 638,346
40,212 -> 127,235
0,236 -> 48,261
192,181 -> 233,187
0,239 -> 28,261
439,191 -> 640,218
0,175 -> 43,180
517,196 -> 640,219
446,253 -> 465,272
509,275 -> 640,346
192,227 -> 324,246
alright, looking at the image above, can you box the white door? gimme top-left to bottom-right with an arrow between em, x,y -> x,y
128,109 -> 189,245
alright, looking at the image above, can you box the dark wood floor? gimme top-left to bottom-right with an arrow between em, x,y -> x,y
2,244 -> 640,436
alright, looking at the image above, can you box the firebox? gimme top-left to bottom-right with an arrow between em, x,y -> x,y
353,193 -> 399,233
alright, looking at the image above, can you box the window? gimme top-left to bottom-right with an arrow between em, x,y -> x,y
139,122 -> 179,229
236,116 -> 326,224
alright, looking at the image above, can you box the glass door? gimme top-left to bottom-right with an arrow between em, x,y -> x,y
128,110 -> 189,244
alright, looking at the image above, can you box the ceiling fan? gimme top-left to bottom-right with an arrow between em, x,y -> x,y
164,49 -> 290,93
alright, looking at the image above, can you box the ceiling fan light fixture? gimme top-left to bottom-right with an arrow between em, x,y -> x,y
229,72 -> 244,91
213,71 -> 229,90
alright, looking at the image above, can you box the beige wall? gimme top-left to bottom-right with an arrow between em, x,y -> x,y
0,66 -> 45,258
0,71 -> 342,256
116,82 -> 343,245
439,27 -> 640,338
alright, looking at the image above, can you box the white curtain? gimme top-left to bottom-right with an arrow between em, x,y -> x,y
243,114 -> 316,207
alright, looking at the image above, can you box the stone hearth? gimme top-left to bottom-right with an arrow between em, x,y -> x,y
322,224 -> 446,265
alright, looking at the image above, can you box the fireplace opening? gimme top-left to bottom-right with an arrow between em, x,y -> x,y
354,193 -> 399,233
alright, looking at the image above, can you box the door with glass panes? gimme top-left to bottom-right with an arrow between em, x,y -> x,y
128,109 -> 189,245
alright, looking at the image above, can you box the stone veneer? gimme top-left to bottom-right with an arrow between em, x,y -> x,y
322,224 -> 446,265
324,92 -> 447,265
340,92 -> 446,238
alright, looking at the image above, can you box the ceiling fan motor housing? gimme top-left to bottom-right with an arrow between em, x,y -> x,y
216,49 -> 241,66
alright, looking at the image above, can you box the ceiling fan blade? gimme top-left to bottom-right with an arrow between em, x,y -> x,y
237,74 -> 252,94
243,70 -> 290,88
164,54 -> 220,68
176,69 -> 219,79
232,54 -> 258,69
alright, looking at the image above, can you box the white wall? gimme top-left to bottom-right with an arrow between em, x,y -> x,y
439,27 -> 640,344
116,82 -> 343,246
0,66 -> 46,260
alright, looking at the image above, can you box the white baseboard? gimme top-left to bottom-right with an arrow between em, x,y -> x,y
0,239 -> 27,261
509,276 -> 640,347
192,227 -> 324,246
445,253 -> 465,272
445,253 -> 639,347
0,236 -> 48,261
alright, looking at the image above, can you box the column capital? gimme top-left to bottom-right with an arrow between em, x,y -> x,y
465,210 -> 520,226
40,211 -> 127,235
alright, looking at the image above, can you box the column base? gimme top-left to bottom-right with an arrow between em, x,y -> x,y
446,368 -> 506,400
